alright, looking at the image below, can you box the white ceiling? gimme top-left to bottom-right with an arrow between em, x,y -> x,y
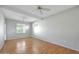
1,5 -> 76,22
3,8 -> 38,22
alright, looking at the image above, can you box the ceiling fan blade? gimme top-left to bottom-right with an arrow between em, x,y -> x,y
39,9 -> 43,15
42,8 -> 50,11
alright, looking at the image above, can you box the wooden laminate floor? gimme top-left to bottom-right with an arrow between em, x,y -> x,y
0,37 -> 79,54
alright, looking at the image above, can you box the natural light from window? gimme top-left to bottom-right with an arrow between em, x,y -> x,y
33,23 -> 42,33
16,23 -> 29,33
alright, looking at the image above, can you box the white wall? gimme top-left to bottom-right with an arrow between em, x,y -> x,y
32,6 -> 79,51
0,8 -> 5,49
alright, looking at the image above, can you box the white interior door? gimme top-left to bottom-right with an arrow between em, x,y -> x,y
0,9 -> 5,49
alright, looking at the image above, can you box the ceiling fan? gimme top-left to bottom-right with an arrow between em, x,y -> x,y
37,5 -> 50,15
36,5 -> 50,20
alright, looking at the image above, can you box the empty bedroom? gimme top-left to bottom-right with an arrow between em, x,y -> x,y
0,5 -> 79,54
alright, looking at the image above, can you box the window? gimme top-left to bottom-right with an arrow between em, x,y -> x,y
16,23 -> 29,33
33,23 -> 42,33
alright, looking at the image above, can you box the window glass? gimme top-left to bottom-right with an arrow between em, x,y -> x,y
16,23 -> 29,33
